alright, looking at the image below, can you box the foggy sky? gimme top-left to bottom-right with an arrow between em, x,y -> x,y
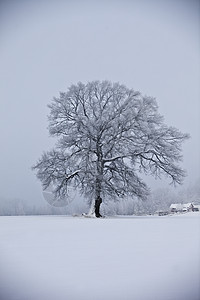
0,0 -> 199,204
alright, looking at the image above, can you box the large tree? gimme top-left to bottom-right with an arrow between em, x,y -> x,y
33,81 -> 189,217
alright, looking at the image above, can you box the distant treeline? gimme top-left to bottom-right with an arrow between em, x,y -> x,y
0,181 -> 199,216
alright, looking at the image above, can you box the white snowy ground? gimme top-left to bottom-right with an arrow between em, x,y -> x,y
0,213 -> 200,300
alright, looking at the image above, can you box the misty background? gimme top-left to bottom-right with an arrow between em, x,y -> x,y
0,0 -> 199,215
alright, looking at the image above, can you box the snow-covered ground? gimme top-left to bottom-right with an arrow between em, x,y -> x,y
0,213 -> 200,300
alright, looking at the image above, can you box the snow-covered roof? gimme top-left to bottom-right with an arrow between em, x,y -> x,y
170,203 -> 194,211
183,203 -> 193,209
170,203 -> 183,210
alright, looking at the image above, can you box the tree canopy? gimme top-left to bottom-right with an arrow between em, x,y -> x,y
33,81 -> 189,216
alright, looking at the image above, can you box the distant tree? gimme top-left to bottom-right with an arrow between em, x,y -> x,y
33,81 -> 189,217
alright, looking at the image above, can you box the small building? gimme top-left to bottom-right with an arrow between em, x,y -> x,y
192,205 -> 200,212
182,203 -> 194,212
170,203 -> 183,213
158,211 -> 169,216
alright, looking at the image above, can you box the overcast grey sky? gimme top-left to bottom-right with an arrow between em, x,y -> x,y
0,0 -> 199,204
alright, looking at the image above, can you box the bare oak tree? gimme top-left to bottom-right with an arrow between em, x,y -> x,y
33,81 -> 189,217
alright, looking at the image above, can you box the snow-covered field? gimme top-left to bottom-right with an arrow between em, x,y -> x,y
0,213 -> 200,300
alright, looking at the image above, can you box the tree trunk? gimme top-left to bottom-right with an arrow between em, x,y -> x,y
87,197 -> 102,217
93,139 -> 103,217
95,197 -> 102,218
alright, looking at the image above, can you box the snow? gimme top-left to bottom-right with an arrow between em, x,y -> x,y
0,213 -> 200,300
170,203 -> 183,210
